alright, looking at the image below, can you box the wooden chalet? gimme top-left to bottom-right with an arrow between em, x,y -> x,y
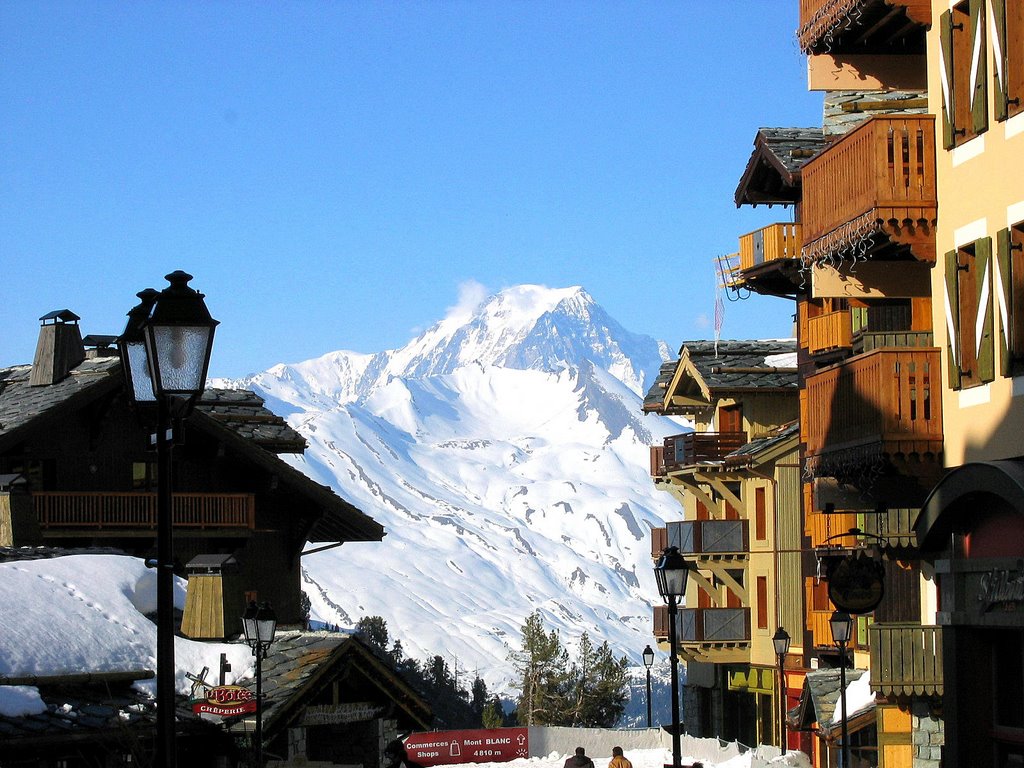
644,340 -> 802,748
223,631 -> 431,765
0,311 -> 384,632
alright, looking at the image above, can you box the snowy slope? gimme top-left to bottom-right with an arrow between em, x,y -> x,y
216,285 -> 689,694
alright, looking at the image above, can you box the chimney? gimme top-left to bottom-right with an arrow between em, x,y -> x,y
82,334 -> 120,359
30,310 -> 86,386
181,554 -> 244,640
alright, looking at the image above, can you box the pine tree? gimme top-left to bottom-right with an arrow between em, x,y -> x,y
510,610 -> 569,725
470,675 -> 489,726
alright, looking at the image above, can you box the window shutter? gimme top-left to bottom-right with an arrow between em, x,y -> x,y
992,0 -> 1009,120
970,0 -> 989,135
945,249 -> 962,388
940,10 -> 956,148
976,237 -> 996,383
997,228 -> 1014,374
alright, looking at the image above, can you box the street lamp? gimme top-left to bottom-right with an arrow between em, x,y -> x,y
830,611 -> 853,768
771,627 -> 791,754
117,271 -> 217,768
654,546 -> 689,768
242,601 -> 278,767
642,644 -> 655,728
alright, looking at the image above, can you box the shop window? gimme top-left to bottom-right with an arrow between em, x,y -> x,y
997,222 -> 1024,375
940,0 -> 988,147
993,630 -> 1024,754
945,237 -> 995,389
992,0 -> 1024,120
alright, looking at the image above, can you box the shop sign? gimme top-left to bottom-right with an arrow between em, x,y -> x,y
191,684 -> 257,717
727,667 -> 774,695
827,550 -> 885,614
404,728 -> 528,766
979,567 -> 1024,613
302,702 -> 382,725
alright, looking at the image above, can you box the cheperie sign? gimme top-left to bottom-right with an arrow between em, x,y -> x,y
404,728 -> 528,766
191,684 -> 258,717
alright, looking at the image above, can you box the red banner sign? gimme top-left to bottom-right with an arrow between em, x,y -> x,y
190,684 -> 258,717
404,728 -> 529,766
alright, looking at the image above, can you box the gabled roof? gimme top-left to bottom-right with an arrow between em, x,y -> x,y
792,667 -> 874,737
643,340 -> 798,414
227,631 -> 431,735
734,127 -> 828,207
0,357 -> 382,544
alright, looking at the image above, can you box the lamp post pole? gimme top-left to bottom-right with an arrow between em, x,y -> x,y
117,272 -> 218,768
830,611 -> 852,768
771,627 -> 790,755
243,601 -> 278,768
654,547 -> 689,768
642,644 -> 654,729
155,395 -> 175,767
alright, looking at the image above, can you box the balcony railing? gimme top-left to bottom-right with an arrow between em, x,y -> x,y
663,432 -> 747,471
801,115 -> 936,259
654,606 -> 750,643
668,520 -> 748,556
807,310 -> 854,355
34,492 -> 257,530
650,445 -> 666,478
869,623 -> 943,696
739,223 -> 802,271
804,348 -> 942,458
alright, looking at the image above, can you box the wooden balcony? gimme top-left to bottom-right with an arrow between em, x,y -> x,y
654,605 -> 751,642
667,520 -> 748,556
807,310 -> 853,356
798,0 -> 931,53
739,223 -> 802,271
869,623 -> 943,696
651,526 -> 668,558
663,432 -> 747,472
801,115 -> 936,262
34,492 -> 256,532
804,348 -> 942,460
650,445 -> 666,479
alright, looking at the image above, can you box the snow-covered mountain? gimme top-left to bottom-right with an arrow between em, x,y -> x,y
215,285 -> 689,696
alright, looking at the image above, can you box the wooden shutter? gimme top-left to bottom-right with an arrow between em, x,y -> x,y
993,0 -> 1009,120
970,0 -> 989,135
945,249 -> 962,388
755,487 -> 767,541
940,10 -> 956,148
997,227 -> 1013,375
976,237 -> 996,383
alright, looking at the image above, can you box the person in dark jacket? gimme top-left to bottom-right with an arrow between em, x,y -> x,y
384,739 -> 424,768
563,747 -> 595,768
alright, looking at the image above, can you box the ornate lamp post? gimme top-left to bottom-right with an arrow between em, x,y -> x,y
654,546 -> 690,768
642,644 -> 655,728
242,601 -> 278,767
830,611 -> 853,768
771,627 -> 791,754
117,271 -> 217,768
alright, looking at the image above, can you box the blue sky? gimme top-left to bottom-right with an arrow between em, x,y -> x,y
2,2 -> 822,379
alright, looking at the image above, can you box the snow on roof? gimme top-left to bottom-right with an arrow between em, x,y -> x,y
0,553 -> 254,697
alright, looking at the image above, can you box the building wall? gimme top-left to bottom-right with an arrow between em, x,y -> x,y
928,0 -> 1024,468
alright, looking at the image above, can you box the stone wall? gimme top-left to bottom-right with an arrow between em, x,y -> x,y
911,702 -> 943,768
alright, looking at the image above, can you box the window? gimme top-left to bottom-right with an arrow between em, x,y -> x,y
996,222 -> 1024,375
755,487 -> 767,541
940,0 -> 988,147
132,461 -> 158,491
945,237 -> 995,389
757,576 -> 768,630
992,0 -> 1024,120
